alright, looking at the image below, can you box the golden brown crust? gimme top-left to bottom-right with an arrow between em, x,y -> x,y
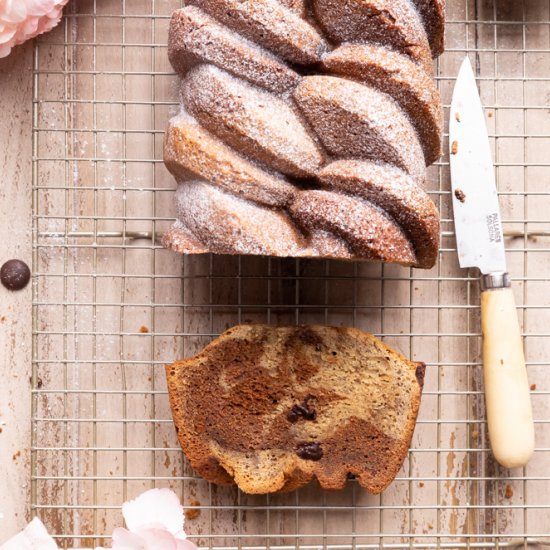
290,190 -> 417,264
166,325 -> 425,494
163,115 -> 296,208
186,0 -> 328,65
318,160 -> 440,268
163,2 -> 445,269
183,65 -> 325,178
312,0 -> 434,74
322,43 -> 443,164
168,7 -> 301,94
293,76 -> 426,181
411,0 -> 446,56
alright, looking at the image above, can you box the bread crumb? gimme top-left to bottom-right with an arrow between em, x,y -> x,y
139,325 -> 149,333
455,112 -> 461,122
488,111 -> 493,118
185,499 -> 201,520
427,522 -> 433,529
12,450 -> 21,461
454,189 -> 466,203
471,430 -> 480,439
530,383 -> 537,391
0,315 -> 6,322
505,484 -> 513,499
451,141 -> 458,155
418,481 -> 424,487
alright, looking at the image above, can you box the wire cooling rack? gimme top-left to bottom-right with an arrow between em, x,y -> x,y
31,0 -> 550,548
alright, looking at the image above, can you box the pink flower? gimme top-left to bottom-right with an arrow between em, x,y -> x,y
112,489 -> 198,550
0,0 -> 70,58
0,488 -> 198,550
0,517 -> 58,550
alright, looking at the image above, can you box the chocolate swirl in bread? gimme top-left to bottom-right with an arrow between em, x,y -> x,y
166,325 -> 426,494
163,1 -> 444,268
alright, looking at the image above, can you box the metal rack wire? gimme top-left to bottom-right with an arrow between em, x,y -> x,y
31,0 -> 550,548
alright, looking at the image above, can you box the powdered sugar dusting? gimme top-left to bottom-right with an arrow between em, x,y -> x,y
294,76 -> 426,182
182,64 -> 325,178
163,0 -> 444,268
175,181 -> 306,256
322,43 -> 442,164
169,7 -> 301,94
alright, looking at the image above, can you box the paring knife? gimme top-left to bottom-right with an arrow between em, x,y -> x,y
449,57 -> 535,468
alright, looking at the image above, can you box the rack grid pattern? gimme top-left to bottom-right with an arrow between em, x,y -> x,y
31,0 -> 550,548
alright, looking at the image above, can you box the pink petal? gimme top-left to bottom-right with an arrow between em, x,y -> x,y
111,528 -> 145,550
0,0 -> 68,55
0,517 -> 58,550
176,539 -> 199,550
136,528 -> 179,549
122,488 -> 185,536
0,24 -> 18,44
0,1 -> 28,24
0,42 -> 13,58
25,0 -> 68,17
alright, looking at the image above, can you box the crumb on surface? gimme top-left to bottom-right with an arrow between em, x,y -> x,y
0,315 -> 6,322
185,499 -> 201,520
427,522 -> 433,530
139,325 -> 149,333
454,188 -> 466,203
455,112 -> 461,122
12,450 -> 21,461
488,111 -> 493,118
530,383 -> 537,391
451,141 -> 458,155
419,481 -> 424,487
505,484 -> 513,499
471,430 -> 480,439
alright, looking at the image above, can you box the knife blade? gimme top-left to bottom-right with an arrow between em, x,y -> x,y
449,57 -> 506,275
449,57 -> 534,469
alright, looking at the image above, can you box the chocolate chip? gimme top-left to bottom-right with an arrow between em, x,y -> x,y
1,259 -> 31,291
287,395 -> 317,422
296,442 -> 323,461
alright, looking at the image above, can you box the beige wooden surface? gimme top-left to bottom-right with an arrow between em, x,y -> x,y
2,0 -> 550,548
0,43 -> 34,539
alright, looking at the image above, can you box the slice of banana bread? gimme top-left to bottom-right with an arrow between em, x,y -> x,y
166,325 -> 425,494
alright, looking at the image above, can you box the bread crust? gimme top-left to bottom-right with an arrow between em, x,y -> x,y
322,44 -> 443,164
312,0 -> 433,74
166,325 -> 425,494
411,0 -> 446,56
163,2 -> 444,268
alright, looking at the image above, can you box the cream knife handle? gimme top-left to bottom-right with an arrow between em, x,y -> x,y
481,274 -> 535,468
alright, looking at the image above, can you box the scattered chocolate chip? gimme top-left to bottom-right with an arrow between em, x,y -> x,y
1,260 -> 31,291
287,395 -> 316,422
451,140 -> 458,155
454,188 -> 466,203
296,442 -> 323,461
185,499 -> 201,520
